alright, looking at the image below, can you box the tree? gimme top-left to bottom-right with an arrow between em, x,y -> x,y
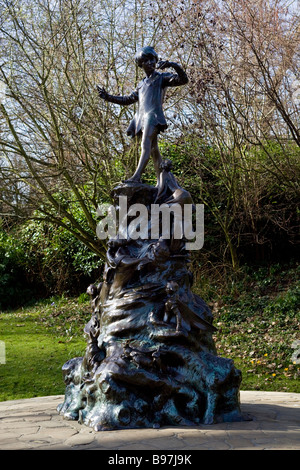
0,0 -> 298,268
0,0 -> 169,256
156,0 -> 300,267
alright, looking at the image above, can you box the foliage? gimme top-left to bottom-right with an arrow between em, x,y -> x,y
0,229 -> 33,310
197,261 -> 300,391
20,217 -> 103,296
150,137 -> 300,269
0,214 -> 103,308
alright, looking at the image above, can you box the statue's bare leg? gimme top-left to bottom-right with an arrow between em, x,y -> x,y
128,125 -> 160,182
151,134 -> 163,186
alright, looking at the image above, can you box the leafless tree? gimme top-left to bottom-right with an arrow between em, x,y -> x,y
0,0 -> 299,267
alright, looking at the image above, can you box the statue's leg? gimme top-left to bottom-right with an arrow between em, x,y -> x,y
129,125 -> 158,182
151,134 -> 163,186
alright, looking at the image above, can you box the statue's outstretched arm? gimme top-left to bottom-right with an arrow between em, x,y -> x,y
97,85 -> 138,105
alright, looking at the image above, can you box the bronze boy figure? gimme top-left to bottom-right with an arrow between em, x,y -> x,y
97,46 -> 188,183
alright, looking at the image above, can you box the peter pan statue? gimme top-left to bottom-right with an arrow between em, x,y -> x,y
97,46 -> 188,184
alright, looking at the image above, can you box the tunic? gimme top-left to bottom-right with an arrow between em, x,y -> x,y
104,70 -> 188,138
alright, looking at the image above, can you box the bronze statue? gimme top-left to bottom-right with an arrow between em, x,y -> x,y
97,46 -> 188,184
58,48 -> 245,431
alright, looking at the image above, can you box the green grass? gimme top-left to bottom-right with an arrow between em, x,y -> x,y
0,262 -> 299,401
0,296 -> 90,401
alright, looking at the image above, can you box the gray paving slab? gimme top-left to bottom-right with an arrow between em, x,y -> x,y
0,391 -> 299,450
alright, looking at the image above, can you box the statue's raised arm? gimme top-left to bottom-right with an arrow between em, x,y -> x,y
157,60 -> 188,87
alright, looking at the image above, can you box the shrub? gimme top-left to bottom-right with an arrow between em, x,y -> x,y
0,218 -> 104,309
0,229 -> 33,310
19,219 -> 103,297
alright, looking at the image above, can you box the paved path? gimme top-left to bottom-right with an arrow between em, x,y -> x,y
0,391 -> 299,450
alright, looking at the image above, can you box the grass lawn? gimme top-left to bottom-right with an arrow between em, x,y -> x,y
0,263 -> 299,401
0,297 -> 90,401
